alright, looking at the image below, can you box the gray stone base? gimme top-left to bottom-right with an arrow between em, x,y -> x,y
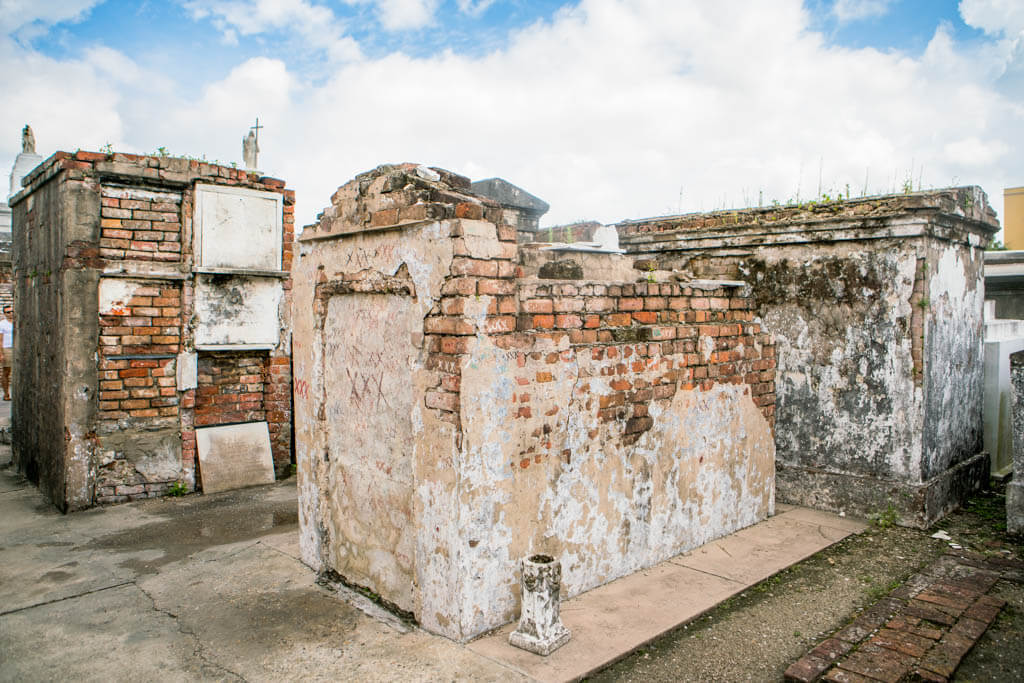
509,626 -> 571,656
777,452 -> 990,529
1008,479 -> 1024,535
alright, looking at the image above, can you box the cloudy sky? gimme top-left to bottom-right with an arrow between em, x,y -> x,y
1,0 -> 1021,232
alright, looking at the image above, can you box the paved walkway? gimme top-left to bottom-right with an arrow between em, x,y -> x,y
786,550 -> 1021,682
1,439 -> 863,682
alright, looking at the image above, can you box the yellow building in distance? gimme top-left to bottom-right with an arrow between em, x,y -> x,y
1006,186 -> 1024,250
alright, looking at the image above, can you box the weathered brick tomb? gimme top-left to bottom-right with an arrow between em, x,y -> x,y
10,152 -> 294,511
618,189 -> 998,527
294,164 -> 777,641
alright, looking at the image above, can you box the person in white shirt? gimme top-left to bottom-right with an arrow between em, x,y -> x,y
0,305 -> 12,400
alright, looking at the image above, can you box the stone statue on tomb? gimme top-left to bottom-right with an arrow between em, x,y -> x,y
242,129 -> 259,170
21,125 -> 35,155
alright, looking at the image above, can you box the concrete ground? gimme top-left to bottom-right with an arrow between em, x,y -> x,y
0,456 -> 513,681
1,409 -> 862,682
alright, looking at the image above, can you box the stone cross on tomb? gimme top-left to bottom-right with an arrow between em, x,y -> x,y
242,118 -> 262,171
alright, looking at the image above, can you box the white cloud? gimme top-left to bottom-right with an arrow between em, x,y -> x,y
183,0 -> 361,62
960,0 -> 1024,37
943,136 -> 1009,166
456,0 -> 496,17
2,0 -> 1022,233
354,0 -> 441,31
0,39 -> 126,165
83,46 -> 148,86
832,0 -> 894,23
0,0 -> 102,33
279,0 -> 1022,228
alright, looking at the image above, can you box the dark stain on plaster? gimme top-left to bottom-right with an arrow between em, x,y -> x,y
750,255 -> 911,478
746,257 -> 885,308
204,281 -> 248,322
538,259 -> 583,280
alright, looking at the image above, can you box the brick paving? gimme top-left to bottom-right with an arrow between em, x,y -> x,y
785,549 -> 1023,682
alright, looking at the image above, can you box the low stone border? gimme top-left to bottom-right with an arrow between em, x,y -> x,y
785,549 -> 1022,682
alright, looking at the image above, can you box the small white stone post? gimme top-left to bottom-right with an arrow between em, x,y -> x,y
509,554 -> 571,655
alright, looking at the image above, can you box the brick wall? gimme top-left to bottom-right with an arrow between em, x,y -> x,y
11,149 -> 294,510
515,280 -> 776,425
99,186 -> 182,261
423,276 -> 776,438
265,355 -> 292,465
98,283 -> 181,356
196,353 -> 266,426
98,357 -> 178,421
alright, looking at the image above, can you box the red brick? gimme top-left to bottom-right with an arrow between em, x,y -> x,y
130,387 -> 160,399
950,616 -> 987,641
606,313 -> 632,327
553,297 -> 584,313
919,632 -> 974,678
120,399 -> 150,409
903,601 -> 957,626
619,297 -> 642,311
484,316 -> 516,333
478,279 -> 515,296
532,314 -> 555,329
452,257 -> 498,277
912,594 -> 965,618
632,311 -> 657,324
524,299 -> 553,314
455,202 -> 483,219
784,655 -> 831,683
810,637 -> 855,662
369,208 -> 398,226
869,628 -> 933,658
644,297 -> 666,310
555,314 -> 582,329
99,391 -> 129,401
836,643 -> 915,682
